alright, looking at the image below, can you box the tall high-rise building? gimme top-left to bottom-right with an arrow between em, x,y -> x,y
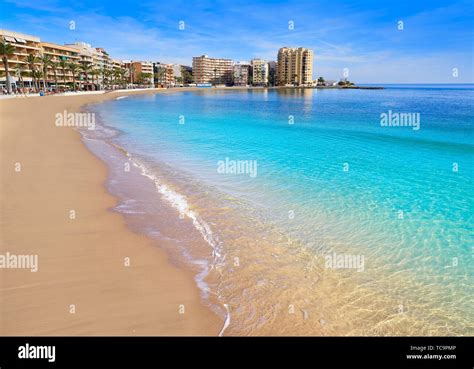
95,47 -> 113,72
251,59 -> 269,86
0,30 -> 42,89
277,47 -> 313,86
192,55 -> 232,85
40,42 -> 81,86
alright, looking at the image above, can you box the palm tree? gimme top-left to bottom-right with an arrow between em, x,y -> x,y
113,69 -> 123,89
154,68 -> 166,86
26,53 -> 40,92
40,54 -> 52,90
31,69 -> 42,91
128,64 -> 138,86
68,62 -> 79,91
113,69 -> 120,89
80,62 -> 92,90
100,67 -> 106,90
91,69 -> 99,90
59,59 -> 68,87
89,68 -> 96,90
141,72 -> 153,87
116,69 -> 126,88
104,68 -> 113,89
0,40 -> 16,94
14,63 -> 27,90
51,61 -> 59,91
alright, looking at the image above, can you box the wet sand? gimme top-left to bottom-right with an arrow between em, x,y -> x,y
0,89 -> 223,335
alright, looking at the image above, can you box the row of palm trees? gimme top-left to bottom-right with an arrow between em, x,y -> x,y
1,40 -> 130,94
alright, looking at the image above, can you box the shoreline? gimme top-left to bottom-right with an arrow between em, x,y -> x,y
0,88 -> 224,335
0,84 -> 385,101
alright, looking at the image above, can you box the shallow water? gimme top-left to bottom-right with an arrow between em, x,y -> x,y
82,86 -> 473,335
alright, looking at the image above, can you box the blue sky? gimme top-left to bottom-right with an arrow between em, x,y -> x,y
1,0 -> 473,83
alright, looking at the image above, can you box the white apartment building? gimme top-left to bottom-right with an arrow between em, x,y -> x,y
251,59 -> 269,86
277,47 -> 313,86
192,55 -> 232,85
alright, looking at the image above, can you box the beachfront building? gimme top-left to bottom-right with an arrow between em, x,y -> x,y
0,28 -> 148,93
154,62 -> 174,87
0,29 -> 42,91
65,42 -> 97,65
192,55 -> 232,85
123,61 -> 137,85
95,47 -> 112,69
134,61 -> 154,86
40,42 -> 81,89
251,59 -> 269,86
277,47 -> 313,86
123,61 -> 154,86
64,42 -> 122,89
232,61 -> 250,86
65,42 -> 102,90
94,47 -> 113,88
109,59 -> 127,88
112,59 -> 125,72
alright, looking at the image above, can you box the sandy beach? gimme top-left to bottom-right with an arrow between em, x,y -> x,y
0,89 -> 223,335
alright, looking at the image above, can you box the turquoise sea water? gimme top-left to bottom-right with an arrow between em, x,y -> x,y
87,85 -> 473,335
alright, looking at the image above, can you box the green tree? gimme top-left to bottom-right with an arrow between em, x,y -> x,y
40,54 -> 52,90
120,69 -> 127,88
15,63 -> 27,90
113,69 -> 122,88
0,40 -> 16,94
31,69 -> 43,91
51,61 -> 59,90
26,53 -> 40,91
115,69 -> 126,88
99,67 -> 106,89
154,68 -> 166,85
104,68 -> 113,89
139,72 -> 152,86
181,67 -> 193,84
59,59 -> 68,86
90,69 -> 99,90
128,64 -> 135,84
338,79 -> 354,87
80,62 -> 92,90
68,62 -> 79,91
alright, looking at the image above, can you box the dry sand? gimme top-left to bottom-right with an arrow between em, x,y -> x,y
0,89 -> 223,335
